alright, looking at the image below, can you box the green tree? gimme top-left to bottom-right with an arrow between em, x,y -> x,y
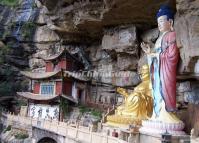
0,0 -> 19,7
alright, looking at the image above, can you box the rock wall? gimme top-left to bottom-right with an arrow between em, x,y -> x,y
174,0 -> 199,73
174,0 -> 199,135
0,3 -> 30,109
31,0 -> 199,105
37,0 -> 199,135
1,0 -> 199,136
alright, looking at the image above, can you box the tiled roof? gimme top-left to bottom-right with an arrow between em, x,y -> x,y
20,71 -> 61,79
17,92 -> 59,101
41,49 -> 65,61
17,92 -> 78,103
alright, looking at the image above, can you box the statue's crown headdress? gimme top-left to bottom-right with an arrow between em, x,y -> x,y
156,5 -> 174,20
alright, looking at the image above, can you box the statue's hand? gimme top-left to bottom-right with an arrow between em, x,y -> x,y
149,52 -> 159,57
117,87 -> 125,93
117,87 -> 128,97
141,42 -> 151,54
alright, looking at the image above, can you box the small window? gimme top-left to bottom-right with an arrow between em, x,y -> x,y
40,83 -> 54,95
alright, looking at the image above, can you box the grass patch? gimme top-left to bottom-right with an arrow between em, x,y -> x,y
15,133 -> 29,139
91,110 -> 102,118
60,98 -> 69,117
78,106 -> 102,118
21,22 -> 36,40
0,45 -> 11,64
3,125 -> 11,133
0,0 -> 19,7
78,105 -> 90,114
16,100 -> 27,106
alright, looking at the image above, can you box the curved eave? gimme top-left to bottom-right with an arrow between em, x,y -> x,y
41,49 -> 65,61
61,94 -> 78,103
17,92 -> 59,101
20,71 -> 61,80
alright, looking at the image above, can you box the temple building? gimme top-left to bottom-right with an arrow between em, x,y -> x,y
17,48 -> 90,121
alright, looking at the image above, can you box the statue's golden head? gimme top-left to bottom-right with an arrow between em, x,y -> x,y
140,65 -> 150,80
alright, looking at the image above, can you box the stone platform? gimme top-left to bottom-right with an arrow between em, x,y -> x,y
102,123 -> 140,142
102,123 -> 190,143
191,138 -> 199,143
139,132 -> 190,143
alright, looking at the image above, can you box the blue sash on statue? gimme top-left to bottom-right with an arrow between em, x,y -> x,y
147,32 -> 167,117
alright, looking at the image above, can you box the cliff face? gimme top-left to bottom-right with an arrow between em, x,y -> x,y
1,0 -> 199,135
0,0 -> 198,105
35,0 -> 199,74
0,0 -> 38,109
36,0 -> 174,44
33,0 -> 199,135
34,0 -> 199,103
175,0 -> 199,73
34,0 -> 176,69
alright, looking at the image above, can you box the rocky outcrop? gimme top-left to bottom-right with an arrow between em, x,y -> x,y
0,4 -> 29,108
176,81 -> 199,105
0,0 -> 196,105
38,0 -> 175,42
175,0 -> 199,73
67,107 -> 101,127
33,25 -> 60,43
102,26 -> 138,54
173,2 -> 199,135
32,0 -> 178,106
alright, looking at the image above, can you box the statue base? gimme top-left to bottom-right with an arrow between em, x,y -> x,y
104,122 -> 140,132
191,137 -> 199,143
106,115 -> 142,127
139,120 -> 186,135
139,131 -> 190,143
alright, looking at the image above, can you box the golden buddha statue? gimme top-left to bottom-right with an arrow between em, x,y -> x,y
106,65 -> 153,126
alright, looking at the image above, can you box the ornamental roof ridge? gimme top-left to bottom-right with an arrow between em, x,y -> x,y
41,48 -> 65,61
17,92 -> 78,103
17,92 -> 59,101
20,70 -> 61,79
